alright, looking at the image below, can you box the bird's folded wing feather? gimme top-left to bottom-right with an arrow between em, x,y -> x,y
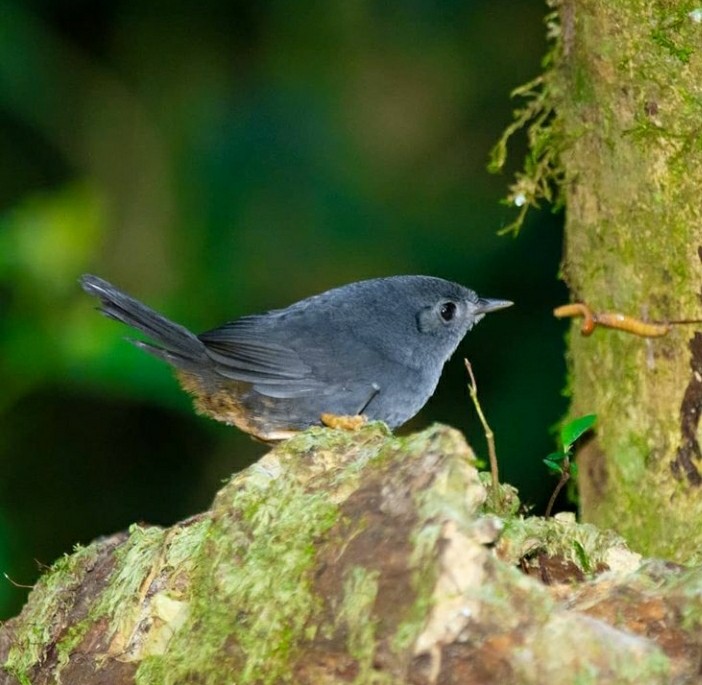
198,319 -> 327,397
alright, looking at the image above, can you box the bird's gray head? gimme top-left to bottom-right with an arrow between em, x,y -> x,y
414,279 -> 511,336
326,275 -> 512,368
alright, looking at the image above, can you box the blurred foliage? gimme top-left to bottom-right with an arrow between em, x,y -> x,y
0,0 -> 568,619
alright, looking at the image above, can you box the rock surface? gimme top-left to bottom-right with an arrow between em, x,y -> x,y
1,423 -> 701,684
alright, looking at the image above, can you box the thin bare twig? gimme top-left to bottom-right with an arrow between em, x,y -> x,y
464,359 -> 499,494
3,572 -> 34,589
552,302 -> 702,338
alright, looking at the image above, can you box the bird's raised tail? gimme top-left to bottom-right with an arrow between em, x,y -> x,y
80,274 -> 208,370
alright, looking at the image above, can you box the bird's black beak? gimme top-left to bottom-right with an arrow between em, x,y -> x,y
476,297 -> 513,314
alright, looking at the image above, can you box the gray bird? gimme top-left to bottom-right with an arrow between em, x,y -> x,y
80,274 -> 512,441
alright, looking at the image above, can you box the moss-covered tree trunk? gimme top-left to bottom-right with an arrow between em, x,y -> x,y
552,0 -> 702,559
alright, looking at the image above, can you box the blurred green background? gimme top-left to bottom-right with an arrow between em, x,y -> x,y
0,0 -> 567,619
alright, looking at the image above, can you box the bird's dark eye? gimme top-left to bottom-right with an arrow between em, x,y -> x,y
439,302 -> 457,322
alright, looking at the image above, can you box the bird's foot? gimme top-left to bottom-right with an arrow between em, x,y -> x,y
320,413 -> 368,431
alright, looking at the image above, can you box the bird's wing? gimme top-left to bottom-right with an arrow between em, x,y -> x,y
198,318 -> 327,397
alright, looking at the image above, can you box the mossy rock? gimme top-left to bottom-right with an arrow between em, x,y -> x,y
1,424 -> 701,684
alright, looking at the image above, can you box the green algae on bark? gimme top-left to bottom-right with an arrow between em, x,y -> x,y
555,0 -> 702,561
494,0 -> 702,561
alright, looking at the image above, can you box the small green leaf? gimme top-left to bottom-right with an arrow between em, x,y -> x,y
572,540 -> 591,573
545,451 -> 565,463
543,459 -> 562,474
560,414 -> 597,449
569,462 -> 579,477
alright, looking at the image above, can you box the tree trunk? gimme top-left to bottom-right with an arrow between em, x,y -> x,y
550,0 -> 702,560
